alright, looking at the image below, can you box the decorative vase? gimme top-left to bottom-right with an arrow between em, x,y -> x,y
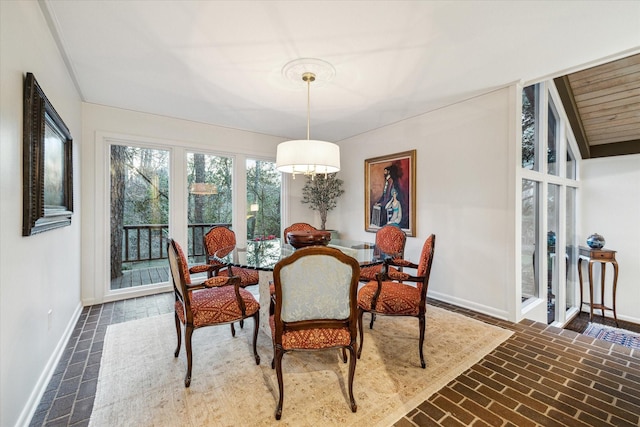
586,233 -> 605,249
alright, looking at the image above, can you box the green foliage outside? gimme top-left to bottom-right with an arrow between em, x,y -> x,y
187,154 -> 233,225
246,160 -> 281,240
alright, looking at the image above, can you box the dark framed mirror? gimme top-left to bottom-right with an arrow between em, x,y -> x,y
23,72 -> 73,236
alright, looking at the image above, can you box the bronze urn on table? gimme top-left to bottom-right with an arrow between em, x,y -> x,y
286,230 -> 331,249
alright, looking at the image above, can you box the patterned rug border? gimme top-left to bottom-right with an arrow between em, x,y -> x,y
583,322 -> 640,350
90,305 -> 513,426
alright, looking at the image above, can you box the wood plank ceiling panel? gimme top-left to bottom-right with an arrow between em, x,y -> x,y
567,54 -> 640,148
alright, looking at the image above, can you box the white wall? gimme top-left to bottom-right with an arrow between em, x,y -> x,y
81,103 -> 284,305
336,88 -> 517,320
283,174 -> 335,231
0,2 -> 83,426
581,154 -> 640,324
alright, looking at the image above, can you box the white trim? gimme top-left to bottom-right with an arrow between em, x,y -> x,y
507,82 -> 521,322
429,292 -> 510,321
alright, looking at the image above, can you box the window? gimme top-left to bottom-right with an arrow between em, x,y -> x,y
547,102 -> 559,175
97,133 -> 282,304
519,82 -> 580,325
565,187 -> 578,315
187,152 -> 233,264
246,159 -> 281,241
521,179 -> 539,300
110,145 -> 170,290
522,84 -> 540,171
547,183 -> 560,323
566,138 -> 576,179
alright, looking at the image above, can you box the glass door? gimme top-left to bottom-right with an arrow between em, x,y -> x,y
109,144 -> 170,290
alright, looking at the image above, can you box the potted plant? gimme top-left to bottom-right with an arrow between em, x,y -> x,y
301,173 -> 345,232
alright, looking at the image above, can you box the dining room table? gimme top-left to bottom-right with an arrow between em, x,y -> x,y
212,237 -> 387,337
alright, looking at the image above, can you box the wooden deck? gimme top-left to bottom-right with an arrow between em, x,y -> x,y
110,265 -> 170,289
110,264 -> 209,289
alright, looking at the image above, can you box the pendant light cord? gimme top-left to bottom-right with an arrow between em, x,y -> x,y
302,72 -> 315,141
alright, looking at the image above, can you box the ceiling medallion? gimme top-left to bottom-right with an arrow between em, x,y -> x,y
282,58 -> 336,88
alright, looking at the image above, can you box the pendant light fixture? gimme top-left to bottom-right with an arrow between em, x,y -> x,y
189,182 -> 217,195
276,59 -> 340,179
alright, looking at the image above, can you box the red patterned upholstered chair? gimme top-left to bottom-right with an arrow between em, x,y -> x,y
357,234 -> 435,368
168,238 -> 260,387
359,224 -> 408,282
270,246 -> 360,420
283,222 -> 317,242
201,225 -> 260,287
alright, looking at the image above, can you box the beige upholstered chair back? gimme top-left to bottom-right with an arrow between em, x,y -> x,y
278,253 -> 354,322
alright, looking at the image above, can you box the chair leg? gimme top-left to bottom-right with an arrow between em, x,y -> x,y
240,319 -> 244,329
230,323 -> 236,337
184,325 -> 194,387
252,312 -> 260,365
341,348 -> 347,363
347,344 -> 357,413
173,312 -> 182,357
357,308 -> 365,359
418,314 -> 426,369
274,345 -> 285,420
369,313 -> 376,329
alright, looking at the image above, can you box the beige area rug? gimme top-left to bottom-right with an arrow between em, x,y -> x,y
90,306 -> 512,427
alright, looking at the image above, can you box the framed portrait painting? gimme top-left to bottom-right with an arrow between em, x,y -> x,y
23,72 -> 74,236
364,150 -> 416,236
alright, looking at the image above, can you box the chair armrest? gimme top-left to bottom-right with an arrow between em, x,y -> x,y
184,282 -> 208,292
359,260 -> 384,269
189,263 -> 226,278
384,257 -> 417,270
226,276 -> 247,316
201,276 -> 232,287
375,270 -> 424,283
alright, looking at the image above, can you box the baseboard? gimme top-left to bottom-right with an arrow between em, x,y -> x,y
82,283 -> 172,306
16,302 -> 83,427
580,308 -> 640,326
428,290 -> 510,321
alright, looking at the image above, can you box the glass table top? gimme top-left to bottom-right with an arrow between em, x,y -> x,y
213,238 -> 386,271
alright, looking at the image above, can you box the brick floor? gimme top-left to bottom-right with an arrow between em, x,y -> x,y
396,300 -> 640,427
29,293 -> 640,426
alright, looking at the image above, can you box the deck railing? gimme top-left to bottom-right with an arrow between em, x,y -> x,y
121,223 -> 231,264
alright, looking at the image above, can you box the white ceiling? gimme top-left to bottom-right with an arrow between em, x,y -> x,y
42,1 -> 640,142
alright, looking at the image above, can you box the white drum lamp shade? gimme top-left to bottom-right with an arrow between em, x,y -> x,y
275,59 -> 340,178
276,139 -> 340,175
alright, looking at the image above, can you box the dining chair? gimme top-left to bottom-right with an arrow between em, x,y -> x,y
270,245 -> 360,420
167,238 -> 260,387
358,224 -> 408,282
357,234 -> 435,368
202,225 -> 259,287
270,222 -> 319,315
283,222 -> 317,242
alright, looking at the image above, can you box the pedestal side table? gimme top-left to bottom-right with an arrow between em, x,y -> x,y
578,246 -> 618,326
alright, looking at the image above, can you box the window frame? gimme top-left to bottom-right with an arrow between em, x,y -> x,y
92,131 -> 280,303
516,80 -> 582,326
